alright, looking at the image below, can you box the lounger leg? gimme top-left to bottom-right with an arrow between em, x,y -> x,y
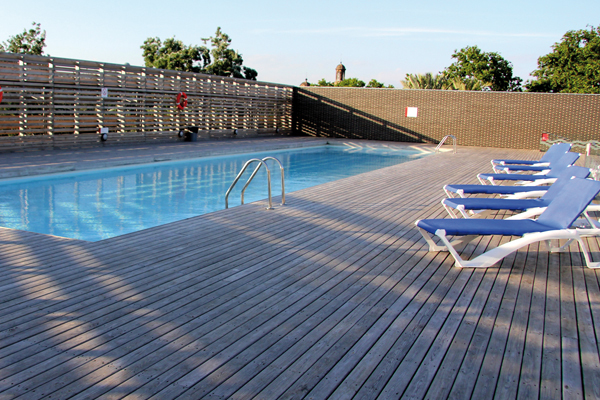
540,233 -> 599,268
443,187 -> 462,198
433,229 -> 491,268
576,238 -> 600,268
549,239 -> 574,252
417,227 -> 448,252
417,227 -> 478,252
442,201 -> 460,219
542,240 -> 552,251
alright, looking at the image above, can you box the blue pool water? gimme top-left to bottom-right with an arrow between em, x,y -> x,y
0,145 -> 428,241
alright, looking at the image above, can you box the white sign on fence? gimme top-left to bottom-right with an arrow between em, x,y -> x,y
405,107 -> 418,118
101,88 -> 108,98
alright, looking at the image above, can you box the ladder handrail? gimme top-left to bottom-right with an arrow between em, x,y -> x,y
225,158 -> 273,209
435,135 -> 457,153
241,157 -> 285,206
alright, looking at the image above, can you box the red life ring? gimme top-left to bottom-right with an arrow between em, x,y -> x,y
0,86 -> 3,103
176,92 -> 188,110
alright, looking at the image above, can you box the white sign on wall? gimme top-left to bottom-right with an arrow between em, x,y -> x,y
101,87 -> 108,98
405,107 -> 418,118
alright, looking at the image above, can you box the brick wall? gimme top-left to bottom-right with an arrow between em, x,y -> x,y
292,87 -> 600,150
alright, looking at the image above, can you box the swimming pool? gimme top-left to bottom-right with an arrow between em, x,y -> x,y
0,145 -> 429,241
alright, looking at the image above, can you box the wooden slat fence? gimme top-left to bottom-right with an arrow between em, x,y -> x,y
0,52 -> 293,151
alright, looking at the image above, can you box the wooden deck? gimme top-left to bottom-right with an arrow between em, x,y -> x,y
0,140 -> 599,399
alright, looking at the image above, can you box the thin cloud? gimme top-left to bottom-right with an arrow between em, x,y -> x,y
253,27 -> 557,39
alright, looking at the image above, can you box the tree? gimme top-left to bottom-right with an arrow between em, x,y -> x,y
527,26 -> 600,93
401,73 -> 447,89
141,27 -> 257,80
141,37 -> 209,73
310,78 -> 392,88
0,22 -> 46,55
442,46 -> 522,91
366,79 -> 395,88
315,79 -> 334,86
335,78 -> 365,87
202,27 -> 257,80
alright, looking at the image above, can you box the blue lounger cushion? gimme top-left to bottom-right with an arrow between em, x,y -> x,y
417,218 -> 555,236
420,178 -> 600,235
443,197 -> 549,211
442,167 -> 585,213
445,165 -> 589,196
495,164 -> 553,172
491,143 -> 571,166
444,184 -> 550,196
493,159 -> 543,166
479,152 -> 580,183
479,172 -> 554,182
494,147 -> 575,172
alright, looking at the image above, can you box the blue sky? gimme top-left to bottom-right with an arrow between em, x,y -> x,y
1,0 -> 598,87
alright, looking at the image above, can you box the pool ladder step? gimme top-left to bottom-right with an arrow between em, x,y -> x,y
225,157 -> 285,209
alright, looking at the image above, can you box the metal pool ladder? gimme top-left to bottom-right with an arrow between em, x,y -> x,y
225,157 -> 285,210
435,135 -> 457,154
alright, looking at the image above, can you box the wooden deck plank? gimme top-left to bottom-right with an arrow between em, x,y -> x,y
560,250 -> 584,400
516,243 -> 548,400
570,245 -> 600,399
468,246 -> 527,399
0,140 -> 598,399
445,237 -> 516,399
494,243 -> 539,400
540,248 -> 563,399
423,267 -> 499,399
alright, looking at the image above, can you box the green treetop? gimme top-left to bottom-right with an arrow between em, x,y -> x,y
527,26 -> 600,93
366,79 -> 394,88
0,22 -> 46,55
315,79 -> 334,86
202,27 -> 257,80
141,27 -> 257,80
142,37 -> 209,73
442,45 -> 522,91
335,78 -> 366,87
309,78 -> 393,88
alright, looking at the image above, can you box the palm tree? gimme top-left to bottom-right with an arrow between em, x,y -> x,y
446,77 -> 491,91
401,73 -> 447,89
401,73 -> 491,91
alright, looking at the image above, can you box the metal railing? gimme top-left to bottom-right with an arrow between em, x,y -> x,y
435,135 -> 457,154
225,157 -> 285,209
